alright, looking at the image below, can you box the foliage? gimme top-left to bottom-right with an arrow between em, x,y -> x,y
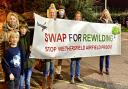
32,0 -> 96,21
74,0 -> 96,21
122,27 -> 128,32
112,26 -> 121,35
60,0 -> 96,21
6,0 -> 97,21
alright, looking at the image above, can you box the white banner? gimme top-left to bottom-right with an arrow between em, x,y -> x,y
30,13 -> 121,59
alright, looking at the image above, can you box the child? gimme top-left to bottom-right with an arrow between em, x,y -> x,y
19,22 -> 34,89
2,31 -> 22,89
70,11 -> 83,84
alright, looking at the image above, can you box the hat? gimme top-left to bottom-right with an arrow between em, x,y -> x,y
59,5 -> 65,9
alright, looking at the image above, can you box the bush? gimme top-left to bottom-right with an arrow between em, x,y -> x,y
122,27 -> 128,32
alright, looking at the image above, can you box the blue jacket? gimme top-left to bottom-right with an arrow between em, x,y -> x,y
2,46 -> 24,81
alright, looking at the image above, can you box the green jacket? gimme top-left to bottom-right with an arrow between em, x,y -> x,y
19,32 -> 35,69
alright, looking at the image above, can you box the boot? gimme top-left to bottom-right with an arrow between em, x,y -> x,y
55,66 -> 63,80
106,69 -> 109,75
75,76 -> 83,82
99,71 -> 103,75
55,74 -> 63,80
42,76 -> 47,89
99,69 -> 103,75
70,77 -> 75,84
48,75 -> 54,89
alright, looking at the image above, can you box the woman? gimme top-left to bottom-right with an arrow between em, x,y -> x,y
55,4 -> 67,80
2,12 -> 20,48
42,3 -> 57,89
70,11 -> 83,84
3,12 -> 19,32
99,9 -> 113,75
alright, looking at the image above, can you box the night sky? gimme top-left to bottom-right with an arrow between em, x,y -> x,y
107,0 -> 128,8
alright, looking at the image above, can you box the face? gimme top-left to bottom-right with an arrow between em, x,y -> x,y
8,15 -> 18,28
20,27 -> 27,36
49,8 -> 56,18
9,35 -> 19,46
59,9 -> 65,17
75,13 -> 82,21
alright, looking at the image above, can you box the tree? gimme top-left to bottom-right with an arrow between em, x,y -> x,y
7,0 -> 96,21
60,0 -> 96,21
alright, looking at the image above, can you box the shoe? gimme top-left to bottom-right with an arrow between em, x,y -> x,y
48,75 -> 54,89
70,78 -> 75,84
106,70 -> 109,75
75,77 -> 83,82
42,77 -> 47,89
99,71 -> 103,75
55,74 -> 63,80
47,87 -> 54,89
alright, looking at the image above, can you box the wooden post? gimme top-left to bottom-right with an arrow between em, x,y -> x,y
105,0 -> 107,9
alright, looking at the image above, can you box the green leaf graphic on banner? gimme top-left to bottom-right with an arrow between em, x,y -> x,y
112,26 -> 120,35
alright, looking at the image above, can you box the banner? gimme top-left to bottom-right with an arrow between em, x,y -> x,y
30,13 -> 121,59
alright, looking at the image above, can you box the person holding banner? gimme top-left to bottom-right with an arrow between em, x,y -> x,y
57,5 -> 67,19
47,3 -> 57,18
99,9 -> 113,75
70,11 -> 83,84
19,22 -> 35,89
55,4 -> 67,80
42,3 -> 57,89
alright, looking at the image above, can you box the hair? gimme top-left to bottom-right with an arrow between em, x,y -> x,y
19,21 -> 29,31
8,31 -> 20,43
49,7 -> 56,12
100,9 -> 112,22
47,3 -> 57,18
7,12 -> 19,24
75,11 -> 82,16
59,5 -> 65,10
74,11 -> 82,20
50,3 -> 56,9
6,12 -> 19,31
